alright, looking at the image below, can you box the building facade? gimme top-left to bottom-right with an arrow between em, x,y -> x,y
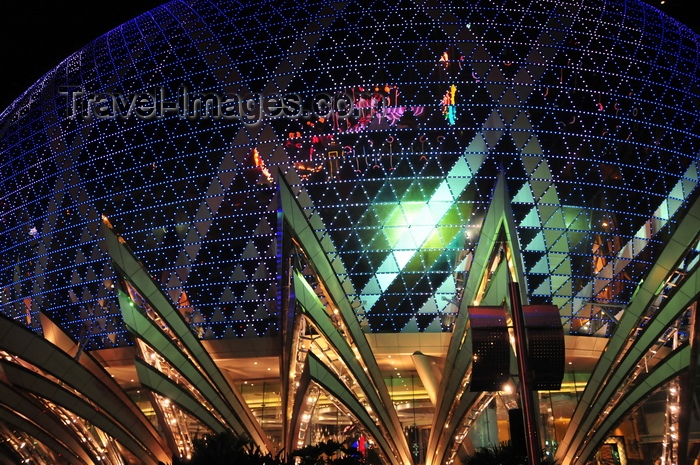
1,0 -> 699,463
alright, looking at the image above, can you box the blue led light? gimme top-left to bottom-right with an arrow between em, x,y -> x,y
0,0 -> 699,344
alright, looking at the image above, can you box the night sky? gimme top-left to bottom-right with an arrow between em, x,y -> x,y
0,1 -> 165,111
0,0 -> 698,111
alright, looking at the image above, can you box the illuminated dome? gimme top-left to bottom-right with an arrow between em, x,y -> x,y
1,0 -> 699,464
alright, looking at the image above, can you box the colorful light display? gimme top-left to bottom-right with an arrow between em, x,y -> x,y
0,0 -> 699,463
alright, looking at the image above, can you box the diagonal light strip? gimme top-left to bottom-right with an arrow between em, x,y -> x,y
361,153 -> 484,313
